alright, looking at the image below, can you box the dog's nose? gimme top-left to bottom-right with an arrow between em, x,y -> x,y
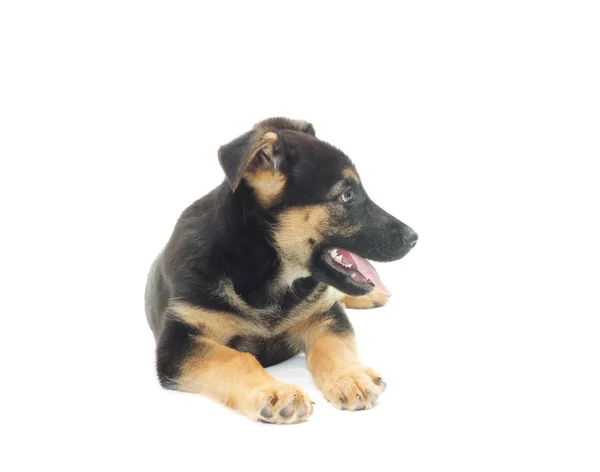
404,230 -> 418,248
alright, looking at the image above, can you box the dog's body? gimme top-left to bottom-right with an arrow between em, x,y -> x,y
145,118 -> 417,423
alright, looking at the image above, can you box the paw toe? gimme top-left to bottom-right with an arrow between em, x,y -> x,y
321,366 -> 386,411
297,403 -> 308,418
254,384 -> 313,424
279,403 -> 294,418
260,405 -> 274,419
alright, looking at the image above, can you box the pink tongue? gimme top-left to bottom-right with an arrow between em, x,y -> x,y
338,250 -> 392,296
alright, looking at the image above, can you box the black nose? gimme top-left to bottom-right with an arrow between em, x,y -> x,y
404,230 -> 418,248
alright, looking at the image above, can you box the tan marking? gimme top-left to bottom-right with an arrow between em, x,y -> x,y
271,263 -> 311,295
274,205 -> 329,267
340,290 -> 389,309
303,313 -> 386,411
216,278 -> 258,316
303,316 -> 360,395
245,169 -> 286,207
240,132 -> 286,207
306,332 -> 358,381
215,278 -> 275,325
224,132 -> 279,191
177,337 -> 313,423
342,167 -> 359,182
277,285 -> 339,337
271,204 -> 360,292
211,278 -> 341,339
171,302 -> 268,343
280,285 -> 342,351
248,131 -> 277,158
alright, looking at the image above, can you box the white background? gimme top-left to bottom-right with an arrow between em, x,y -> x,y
1,1 -> 599,471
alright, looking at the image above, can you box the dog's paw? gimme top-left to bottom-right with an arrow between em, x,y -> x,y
245,382 -> 314,424
320,365 -> 386,411
340,290 -> 390,309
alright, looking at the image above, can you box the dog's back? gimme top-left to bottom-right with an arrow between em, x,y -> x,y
145,253 -> 168,337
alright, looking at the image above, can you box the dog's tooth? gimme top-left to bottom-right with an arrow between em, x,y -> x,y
351,273 -> 357,278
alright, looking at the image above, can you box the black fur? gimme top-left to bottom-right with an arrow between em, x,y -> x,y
227,334 -> 300,368
314,303 -> 354,335
156,318 -> 202,388
146,117 -> 417,381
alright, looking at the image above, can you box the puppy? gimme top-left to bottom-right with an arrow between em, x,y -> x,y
145,118 -> 417,423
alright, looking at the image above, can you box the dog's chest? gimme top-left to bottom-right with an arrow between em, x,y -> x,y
268,282 -> 341,330
220,273 -> 341,336
226,283 -> 342,366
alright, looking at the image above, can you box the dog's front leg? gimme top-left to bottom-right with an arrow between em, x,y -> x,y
304,304 -> 387,410
157,319 -> 313,423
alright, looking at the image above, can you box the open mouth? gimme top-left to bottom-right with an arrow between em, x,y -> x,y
323,248 -> 392,296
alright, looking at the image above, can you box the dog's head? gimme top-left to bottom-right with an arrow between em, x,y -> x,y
218,117 -> 418,296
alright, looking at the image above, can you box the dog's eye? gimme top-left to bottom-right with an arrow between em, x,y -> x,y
341,189 -> 354,203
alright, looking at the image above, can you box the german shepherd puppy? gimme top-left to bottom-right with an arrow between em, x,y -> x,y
145,118 -> 418,423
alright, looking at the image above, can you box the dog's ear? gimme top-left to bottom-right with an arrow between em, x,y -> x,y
218,131 -> 280,192
218,118 -> 315,192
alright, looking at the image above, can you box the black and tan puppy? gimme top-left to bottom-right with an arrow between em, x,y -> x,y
145,118 -> 417,423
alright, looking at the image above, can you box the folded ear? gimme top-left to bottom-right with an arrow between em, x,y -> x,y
217,118 -> 315,192
218,131 -> 279,192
